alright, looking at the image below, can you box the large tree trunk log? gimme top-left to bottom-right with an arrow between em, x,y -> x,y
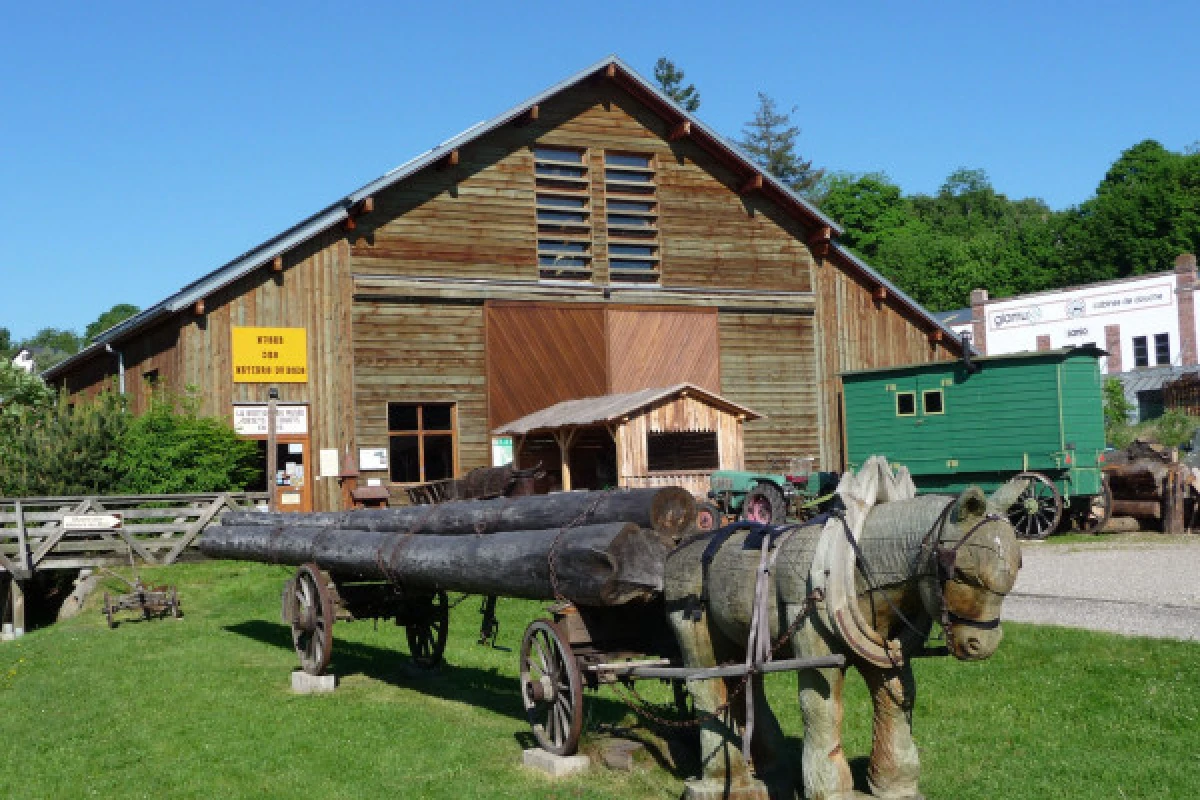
220,487 -> 696,539
198,522 -> 666,606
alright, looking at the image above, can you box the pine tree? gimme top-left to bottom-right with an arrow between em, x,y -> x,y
739,92 -> 824,195
653,58 -> 700,112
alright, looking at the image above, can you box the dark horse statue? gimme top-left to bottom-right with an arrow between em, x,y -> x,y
664,481 -> 1023,800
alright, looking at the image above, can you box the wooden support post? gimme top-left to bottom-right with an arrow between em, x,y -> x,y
10,579 -> 25,637
513,434 -> 526,469
14,501 -> 30,578
267,389 -> 279,513
514,104 -> 539,127
1165,463 -> 1185,535
554,428 -> 578,491
437,149 -> 460,170
194,299 -> 205,316
338,449 -> 359,511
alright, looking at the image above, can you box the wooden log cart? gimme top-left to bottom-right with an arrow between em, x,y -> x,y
200,487 -> 842,757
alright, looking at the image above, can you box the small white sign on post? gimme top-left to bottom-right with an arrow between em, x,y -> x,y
233,404 -> 309,436
63,514 -> 124,531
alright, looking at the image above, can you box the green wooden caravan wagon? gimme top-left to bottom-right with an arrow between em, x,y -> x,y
841,346 -> 1109,539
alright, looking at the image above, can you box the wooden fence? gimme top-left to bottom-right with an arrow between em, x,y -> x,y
0,492 -> 269,579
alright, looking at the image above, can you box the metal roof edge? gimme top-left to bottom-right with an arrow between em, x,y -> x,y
829,243 -> 968,354
839,344 -> 1108,378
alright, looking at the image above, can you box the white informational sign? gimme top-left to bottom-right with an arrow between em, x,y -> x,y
63,514 -> 123,531
492,436 -> 514,467
359,447 -> 389,471
281,492 -> 301,506
987,280 -> 1174,331
233,404 -> 309,436
319,449 -> 340,478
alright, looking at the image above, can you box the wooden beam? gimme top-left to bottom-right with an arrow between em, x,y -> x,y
928,329 -> 944,343
194,299 -> 205,316
359,196 -> 374,215
668,120 -> 691,142
738,174 -> 763,194
272,256 -> 284,273
437,149 -> 460,170
807,225 -> 833,258
514,104 -> 539,127
604,63 -> 617,79
872,286 -> 888,302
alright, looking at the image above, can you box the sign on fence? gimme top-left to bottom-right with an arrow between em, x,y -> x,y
63,514 -> 124,531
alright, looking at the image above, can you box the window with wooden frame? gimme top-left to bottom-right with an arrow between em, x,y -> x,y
603,152 -> 660,284
534,146 -> 593,281
646,431 -> 719,472
387,402 -> 457,484
896,391 -> 916,416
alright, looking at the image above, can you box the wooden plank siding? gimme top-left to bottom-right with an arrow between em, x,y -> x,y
812,252 -> 958,471
353,299 -> 490,495
607,309 -> 719,394
718,311 -> 821,473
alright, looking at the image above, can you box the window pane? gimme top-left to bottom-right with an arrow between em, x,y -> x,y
1133,337 -> 1149,368
608,214 -> 653,228
535,147 -> 584,163
1155,333 -> 1170,365
424,404 -> 453,431
538,195 -> 587,209
923,390 -> 944,414
538,240 -> 588,253
605,153 -> 651,168
605,169 -> 653,184
539,255 -> 590,267
424,435 -> 455,480
537,210 -> 588,225
647,432 -> 718,472
607,199 -> 655,213
609,244 -> 656,257
389,435 -> 420,483
610,259 -> 657,272
537,164 -> 587,179
388,403 -> 419,432
896,392 -> 916,416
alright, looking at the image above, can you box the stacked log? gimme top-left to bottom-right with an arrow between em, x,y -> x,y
1104,444 -> 1196,533
199,488 -> 695,606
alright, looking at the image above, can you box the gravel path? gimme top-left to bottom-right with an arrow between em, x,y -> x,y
1003,537 -> 1200,641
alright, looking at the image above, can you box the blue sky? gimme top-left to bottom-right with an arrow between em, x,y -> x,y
2,1 -> 1197,342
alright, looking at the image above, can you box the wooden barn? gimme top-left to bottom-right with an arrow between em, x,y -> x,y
45,56 -> 962,511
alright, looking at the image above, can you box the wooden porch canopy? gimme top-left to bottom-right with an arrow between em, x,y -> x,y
493,384 -> 761,494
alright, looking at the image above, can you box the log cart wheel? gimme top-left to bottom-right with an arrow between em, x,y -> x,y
1007,471 -> 1064,540
286,563 -> 336,676
742,482 -> 787,525
520,619 -> 584,756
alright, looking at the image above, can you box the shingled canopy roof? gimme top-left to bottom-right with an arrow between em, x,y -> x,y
493,383 -> 762,436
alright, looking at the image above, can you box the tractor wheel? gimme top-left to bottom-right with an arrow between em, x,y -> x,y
695,502 -> 722,532
742,482 -> 787,525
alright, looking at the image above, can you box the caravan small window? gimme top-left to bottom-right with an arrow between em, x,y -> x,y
922,389 -> 945,415
896,392 -> 916,416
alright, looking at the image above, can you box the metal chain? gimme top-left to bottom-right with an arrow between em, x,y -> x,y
547,491 -> 610,604
607,590 -> 822,729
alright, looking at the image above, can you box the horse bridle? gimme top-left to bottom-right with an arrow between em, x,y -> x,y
925,503 -> 1005,634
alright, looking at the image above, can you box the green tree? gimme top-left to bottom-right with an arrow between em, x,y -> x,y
20,327 -> 82,371
0,327 -> 13,361
738,92 -> 824,195
85,303 -> 140,343
108,389 -> 260,494
653,57 -> 700,112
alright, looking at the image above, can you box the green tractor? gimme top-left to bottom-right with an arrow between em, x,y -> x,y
705,456 -> 840,526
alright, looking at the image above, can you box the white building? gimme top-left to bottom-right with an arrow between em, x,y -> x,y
965,253 -> 1198,375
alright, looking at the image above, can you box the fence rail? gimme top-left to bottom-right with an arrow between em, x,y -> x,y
0,493 -> 268,578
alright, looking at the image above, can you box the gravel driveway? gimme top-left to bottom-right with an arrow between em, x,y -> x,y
1003,537 -> 1200,641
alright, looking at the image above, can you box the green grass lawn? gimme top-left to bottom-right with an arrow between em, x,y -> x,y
0,561 -> 1196,799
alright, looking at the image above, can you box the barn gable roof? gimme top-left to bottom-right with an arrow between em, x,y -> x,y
46,55 -> 961,380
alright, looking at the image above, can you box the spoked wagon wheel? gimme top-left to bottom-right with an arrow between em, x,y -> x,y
1008,472 -> 1063,540
520,619 -> 583,756
103,592 -> 115,629
743,482 -> 787,525
405,590 -> 449,669
1077,478 -> 1113,534
290,563 -> 335,676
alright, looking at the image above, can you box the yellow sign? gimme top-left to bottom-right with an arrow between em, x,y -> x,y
232,327 -> 308,383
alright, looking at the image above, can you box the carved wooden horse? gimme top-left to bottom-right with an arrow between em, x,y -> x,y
663,483 -> 1022,800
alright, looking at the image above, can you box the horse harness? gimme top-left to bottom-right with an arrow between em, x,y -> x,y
923,501 -> 1006,635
